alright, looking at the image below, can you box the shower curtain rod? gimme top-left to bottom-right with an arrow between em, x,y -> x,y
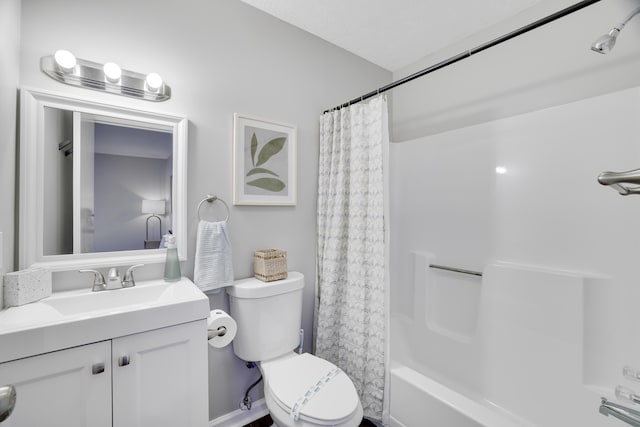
323,0 -> 602,114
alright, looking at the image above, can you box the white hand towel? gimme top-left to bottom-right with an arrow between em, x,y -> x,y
194,220 -> 233,293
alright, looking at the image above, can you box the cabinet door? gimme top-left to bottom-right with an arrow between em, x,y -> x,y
0,341 -> 111,427
112,320 -> 208,427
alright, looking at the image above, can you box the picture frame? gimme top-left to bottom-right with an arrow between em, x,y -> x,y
233,113 -> 297,206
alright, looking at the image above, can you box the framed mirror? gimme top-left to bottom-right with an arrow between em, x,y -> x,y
19,88 -> 188,271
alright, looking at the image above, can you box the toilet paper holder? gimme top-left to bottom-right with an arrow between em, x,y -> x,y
207,309 -> 236,348
208,326 -> 227,339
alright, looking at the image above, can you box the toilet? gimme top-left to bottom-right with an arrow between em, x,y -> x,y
227,272 -> 363,427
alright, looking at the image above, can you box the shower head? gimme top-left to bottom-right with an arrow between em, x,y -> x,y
591,28 -> 620,54
591,6 -> 640,54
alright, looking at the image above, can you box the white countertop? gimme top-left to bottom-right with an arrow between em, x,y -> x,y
0,277 -> 210,363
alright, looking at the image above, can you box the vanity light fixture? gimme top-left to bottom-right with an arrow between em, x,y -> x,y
103,62 -> 122,83
145,72 -> 163,92
41,50 -> 171,102
53,49 -> 77,73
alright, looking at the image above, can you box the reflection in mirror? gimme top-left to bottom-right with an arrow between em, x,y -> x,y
43,108 -> 173,255
20,88 -> 187,271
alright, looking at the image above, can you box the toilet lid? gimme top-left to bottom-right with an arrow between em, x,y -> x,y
267,353 -> 360,423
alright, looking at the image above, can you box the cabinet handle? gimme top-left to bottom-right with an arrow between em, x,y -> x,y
118,355 -> 130,367
92,363 -> 105,375
0,385 -> 17,422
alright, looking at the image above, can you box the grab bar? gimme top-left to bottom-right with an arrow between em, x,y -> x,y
600,398 -> 640,427
598,168 -> 640,196
429,264 -> 483,277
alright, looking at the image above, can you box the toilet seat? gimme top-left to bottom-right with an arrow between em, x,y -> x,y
265,353 -> 360,425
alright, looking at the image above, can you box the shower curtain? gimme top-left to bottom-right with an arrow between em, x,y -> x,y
315,95 -> 389,423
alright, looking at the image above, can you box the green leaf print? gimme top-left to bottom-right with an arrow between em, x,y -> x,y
246,177 -> 286,192
255,137 -> 287,167
246,168 -> 279,177
250,133 -> 258,166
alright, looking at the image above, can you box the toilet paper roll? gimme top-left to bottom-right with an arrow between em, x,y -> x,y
207,309 -> 237,348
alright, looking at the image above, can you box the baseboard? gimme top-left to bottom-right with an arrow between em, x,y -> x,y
209,398 -> 269,427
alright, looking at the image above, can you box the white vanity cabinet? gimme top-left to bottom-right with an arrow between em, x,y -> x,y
112,320 -> 208,427
0,340 -> 112,427
0,320 -> 208,427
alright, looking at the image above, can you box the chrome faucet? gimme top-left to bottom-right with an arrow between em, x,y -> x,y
600,397 -> 640,427
122,264 -> 144,288
80,264 -> 144,291
79,269 -> 106,292
106,267 -> 122,290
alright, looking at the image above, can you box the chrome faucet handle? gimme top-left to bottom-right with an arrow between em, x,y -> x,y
79,269 -> 106,292
106,267 -> 122,290
123,264 -> 144,288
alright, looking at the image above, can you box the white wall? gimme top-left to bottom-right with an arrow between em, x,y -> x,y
18,0 -> 390,420
390,86 -> 640,425
391,0 -> 640,141
0,0 -> 21,309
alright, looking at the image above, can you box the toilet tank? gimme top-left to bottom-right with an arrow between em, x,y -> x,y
227,272 -> 304,362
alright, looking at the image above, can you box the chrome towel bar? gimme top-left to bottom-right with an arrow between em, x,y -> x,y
429,264 -> 483,277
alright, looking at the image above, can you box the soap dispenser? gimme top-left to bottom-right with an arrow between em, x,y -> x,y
163,234 -> 181,282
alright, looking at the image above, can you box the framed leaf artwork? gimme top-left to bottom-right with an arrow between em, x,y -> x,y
232,113 -> 297,206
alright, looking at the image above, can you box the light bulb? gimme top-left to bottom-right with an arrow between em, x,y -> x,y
54,50 -> 77,73
103,62 -> 122,83
145,73 -> 163,91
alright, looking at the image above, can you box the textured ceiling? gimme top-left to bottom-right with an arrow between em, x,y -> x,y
239,0 -> 539,71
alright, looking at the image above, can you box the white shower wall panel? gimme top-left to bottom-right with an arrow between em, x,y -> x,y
390,85 -> 640,425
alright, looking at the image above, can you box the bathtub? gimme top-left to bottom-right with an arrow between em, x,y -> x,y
389,364 -> 532,427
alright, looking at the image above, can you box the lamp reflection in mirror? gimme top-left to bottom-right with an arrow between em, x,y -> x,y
142,199 -> 165,249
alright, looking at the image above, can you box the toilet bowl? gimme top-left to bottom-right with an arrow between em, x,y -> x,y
227,272 -> 364,427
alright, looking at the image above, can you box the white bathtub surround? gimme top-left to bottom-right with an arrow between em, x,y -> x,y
316,95 -> 390,422
390,86 -> 640,426
391,256 -> 611,427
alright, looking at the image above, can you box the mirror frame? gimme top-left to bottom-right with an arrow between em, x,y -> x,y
19,87 -> 188,271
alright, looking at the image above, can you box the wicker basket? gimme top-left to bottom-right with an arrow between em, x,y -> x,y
254,249 -> 288,282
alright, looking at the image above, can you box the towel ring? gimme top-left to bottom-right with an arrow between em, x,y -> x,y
197,194 -> 230,222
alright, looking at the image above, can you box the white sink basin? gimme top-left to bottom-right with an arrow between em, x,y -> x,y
41,281 -> 171,316
0,278 -> 209,363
